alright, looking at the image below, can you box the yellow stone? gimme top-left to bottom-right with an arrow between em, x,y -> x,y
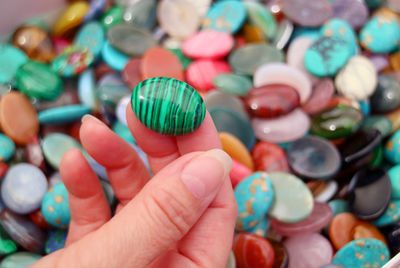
53,1 -> 89,37
219,132 -> 254,170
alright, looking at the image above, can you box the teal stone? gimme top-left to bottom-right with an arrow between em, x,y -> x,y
0,252 -> 41,268
329,199 -> 350,216
51,46 -> 94,77
292,27 -> 321,41
41,183 -> 70,229
304,36 -> 351,77
0,225 -> 17,256
244,1 -> 277,40
0,44 -> 28,84
112,120 -> 135,144
320,18 -> 358,56
213,74 -> 252,97
97,73 -> 131,113
45,229 -> 67,254
388,165 -> 400,200
332,238 -> 389,268
203,0 -> 247,34
362,115 -> 392,138
248,216 -> 270,237
359,100 -> 370,116
364,0 -> 383,9
38,105 -> 92,125
0,134 -> 15,162
122,0 -> 157,29
74,21 -> 105,58
132,77 -> 205,136
360,15 -> 400,54
78,69 -> 98,110
234,172 -> 274,232
101,40 -> 130,71
373,200 -> 400,227
41,133 -> 88,169
385,130 -> 400,164
15,61 -> 63,101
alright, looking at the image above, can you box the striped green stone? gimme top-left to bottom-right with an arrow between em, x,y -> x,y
131,77 -> 206,136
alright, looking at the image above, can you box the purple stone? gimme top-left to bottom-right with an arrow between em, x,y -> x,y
332,0 -> 369,29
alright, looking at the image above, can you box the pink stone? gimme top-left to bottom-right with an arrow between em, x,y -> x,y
230,159 -> 252,188
271,202 -> 333,237
186,60 -> 231,92
51,37 -> 71,54
302,79 -> 335,115
283,233 -> 333,268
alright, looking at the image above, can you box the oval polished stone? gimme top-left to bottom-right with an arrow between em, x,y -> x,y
283,0 -> 332,27
252,108 -> 310,143
271,202 -> 333,237
41,183 -> 70,229
385,130 -> 400,164
0,44 -> 28,84
331,0 -> 369,29
252,142 -> 289,173
186,60 -> 231,92
220,132 -> 254,170
0,92 -> 39,145
268,172 -> 314,223
287,135 -> 341,180
74,21 -> 105,58
204,90 -> 249,119
213,74 -> 252,97
310,105 -> 363,140
97,72 -> 131,113
16,61 -> 63,101
122,58 -> 142,89
361,115 -> 392,138
302,79 -> 335,115
38,105 -> 92,125
245,85 -> 300,118
12,26 -> 56,63
273,19 -> 294,50
370,74 -> 400,113
0,252 -> 42,268
101,41 -> 129,71
107,24 -> 157,57
244,1 -> 277,40
233,233 -> 275,268
52,46 -> 94,77
329,212 -> 359,250
1,164 -> 47,215
352,221 -> 387,245
320,18 -> 357,56
373,200 -> 400,227
131,77 -> 205,136
248,216 -> 269,237
348,168 -> 391,221
284,233 -> 333,268
0,209 -> 45,253
0,134 -> 15,162
53,1 -> 89,37
141,47 -> 184,81
100,5 -> 124,29
78,69 -> 98,110
121,0 -> 157,29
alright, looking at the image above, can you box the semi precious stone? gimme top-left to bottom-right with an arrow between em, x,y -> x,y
244,1 -> 277,40
141,47 -> 184,81
361,115 -> 392,138
331,0 -> 369,29
52,46 -> 94,77
233,233 -> 275,268
0,134 -> 15,162
302,79 -> 335,115
329,213 -> 358,250
385,130 -> 400,164
204,91 -> 249,119
220,132 -> 254,170
352,221 -> 387,245
373,200 -> 400,227
131,77 -> 205,136
52,1 -> 89,37
320,18 -> 357,56
282,0 -> 332,27
45,229 -> 67,254
213,74 -> 252,97
38,105 -> 92,125
370,74 -> 400,113
41,183 -> 70,229
186,60 -> 231,92
0,252 -> 42,268
251,141 -> 290,173
122,58 -> 142,89
388,166 -> 400,200
0,44 -> 28,84
74,21 -> 105,58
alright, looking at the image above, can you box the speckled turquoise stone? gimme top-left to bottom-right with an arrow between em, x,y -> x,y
320,18 -> 358,56
41,183 -> 70,229
385,130 -> 400,164
0,134 -> 15,162
244,1 -> 277,40
248,216 -> 270,237
360,15 -> 400,54
131,77 -> 206,136
45,229 -> 67,254
373,200 -> 400,227
332,238 -> 389,268
0,252 -> 41,268
389,165 -> 400,200
329,199 -> 350,216
234,172 -> 274,232
38,104 -> 92,125
74,21 -> 105,58
0,44 -> 28,84
213,74 -> 252,97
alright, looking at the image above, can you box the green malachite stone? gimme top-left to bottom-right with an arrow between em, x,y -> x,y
131,77 -> 206,136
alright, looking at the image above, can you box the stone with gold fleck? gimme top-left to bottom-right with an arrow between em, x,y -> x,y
373,200 -> 400,227
384,130 -> 400,164
41,183 -> 70,229
320,18 -> 358,56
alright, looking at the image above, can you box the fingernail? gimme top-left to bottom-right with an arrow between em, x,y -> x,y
181,149 -> 232,199
81,114 -> 103,125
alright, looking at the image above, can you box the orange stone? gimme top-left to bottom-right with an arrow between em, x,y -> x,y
390,52 -> 400,71
141,47 -> 184,81
243,24 -> 266,44
329,212 -> 358,250
352,221 -> 387,245
0,92 -> 39,145
220,132 -> 254,170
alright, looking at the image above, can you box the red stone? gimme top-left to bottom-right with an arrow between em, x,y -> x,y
29,209 -> 51,230
0,163 -> 8,179
233,233 -> 275,268
302,78 -> 334,115
25,135 -> 46,173
245,84 -> 300,118
122,58 -> 142,89
252,142 -> 290,172
186,60 -> 231,92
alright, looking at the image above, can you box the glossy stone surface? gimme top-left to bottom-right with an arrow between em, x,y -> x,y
234,172 -> 274,231
230,160 -> 252,188
0,44 -> 28,84
284,233 -> 333,268
331,0 -> 369,29
131,77 -> 205,136
252,141 -> 289,173
100,5 -> 124,30
122,58 -> 142,89
115,95 -> 130,126
321,18 -> 357,56
385,130 -> 400,164
361,115 -> 392,138
0,134 -> 15,162
373,200 -> 400,227
97,72 -> 131,113
0,224 -> 17,256
74,21 -> 105,58
41,183 -> 70,229
310,106 -> 363,140
244,1 -> 277,40
245,85 -> 300,118
220,132 -> 254,170
78,69 -> 98,110
186,60 -> 231,92
214,74 -> 252,97
329,212 -> 358,250
0,209 -> 45,253
0,252 -> 41,268
269,240 -> 289,268
38,104 -> 91,125
101,41 -> 129,71
302,79 -> 335,115
45,229 -> 67,254
141,47 -> 184,81
332,238 -> 389,268
53,1 -> 89,37
204,91 -> 249,119
233,233 -> 275,268
122,0 -> 157,29
370,74 -> 400,113
313,180 -> 338,203
52,46 -> 94,77
352,221 -> 387,245
268,172 -> 314,223
287,136 -> 341,180
283,0 -> 332,27
388,166 -> 400,200
348,168 -> 391,220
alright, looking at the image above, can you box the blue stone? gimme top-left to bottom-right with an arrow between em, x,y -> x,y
74,21 -> 105,58
102,40 -> 130,71
0,134 -> 15,162
384,130 -> 400,164
78,69 -> 98,110
45,229 -> 67,254
320,18 -> 358,56
359,99 -> 370,116
115,95 -> 130,126
84,0 -> 106,21
329,199 -> 350,216
38,104 -> 92,125
291,27 -> 321,41
41,183 -> 70,229
373,200 -> 400,227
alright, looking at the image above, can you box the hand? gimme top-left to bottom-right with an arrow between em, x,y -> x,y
31,106 -> 237,268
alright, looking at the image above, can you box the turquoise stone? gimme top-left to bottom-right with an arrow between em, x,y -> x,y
362,115 -> 392,138
304,36 -> 351,77
41,182 -> 70,229
244,1 -> 277,40
332,238 -> 389,268
329,199 -> 350,216
0,252 -> 41,268
373,200 -> 400,227
388,165 -> 400,200
101,40 -> 130,71
320,18 -> 358,56
0,44 -> 28,84
292,27 -> 321,41
16,61 -> 63,101
0,134 -> 15,162
78,69 -> 98,110
131,77 -> 206,136
213,74 -> 252,96
45,229 -> 67,254
38,104 -> 92,125
234,172 -> 274,232
74,21 -> 105,58
248,216 -> 270,237
360,15 -> 400,54
112,120 -> 135,144
385,130 -> 400,164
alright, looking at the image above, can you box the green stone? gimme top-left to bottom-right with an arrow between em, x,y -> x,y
16,61 -> 63,101
213,74 -> 252,97
0,252 -> 41,268
169,48 -> 192,70
362,115 -> 392,138
244,1 -> 277,40
100,5 -> 124,30
0,225 -> 17,256
131,77 -> 206,136
370,146 -> 384,167
388,165 -> 400,200
311,105 -> 364,140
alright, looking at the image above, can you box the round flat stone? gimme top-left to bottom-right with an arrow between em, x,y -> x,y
268,172 -> 314,223
131,77 -> 205,136
0,252 -> 41,268
45,229 -> 67,254
0,44 -> 28,84
0,92 -> 39,145
331,0 -> 369,29
233,233 -> 275,268
38,105 -> 92,125
220,132 -> 254,170
141,47 -> 184,81
352,221 -> 387,245
254,63 -> 312,104
329,212 -> 358,250
213,74 -> 252,97
373,200 -> 400,227
287,135 -> 341,180
361,115 -> 392,138
182,30 -> 234,60
0,134 -> 15,162
284,233 -> 333,268
244,1 -> 277,40
1,164 -> 47,215
41,183 -> 70,229
302,79 -> 335,115
252,108 -> 310,143
348,168 -> 391,220
283,0 -> 332,27
332,238 -> 389,268
252,141 -> 290,173
122,58 -> 142,89
228,44 -> 284,76
370,74 -> 400,113
101,41 -> 129,71
74,21 -> 104,58
107,24 -> 157,57
52,46 -> 94,77
186,60 -> 231,92
388,166 -> 400,200
203,90 -> 249,119
385,130 -> 400,164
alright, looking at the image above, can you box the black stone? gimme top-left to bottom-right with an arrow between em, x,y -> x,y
380,222 -> 400,257
371,74 -> 400,113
